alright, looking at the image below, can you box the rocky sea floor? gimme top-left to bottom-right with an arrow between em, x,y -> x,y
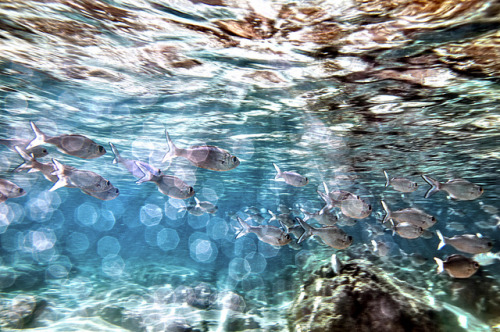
2,246 -> 500,332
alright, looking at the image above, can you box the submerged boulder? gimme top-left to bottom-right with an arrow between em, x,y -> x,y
288,259 -> 466,332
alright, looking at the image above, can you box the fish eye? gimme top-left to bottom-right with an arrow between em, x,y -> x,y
158,169 -> 162,175
368,205 -> 372,210
487,242 -> 493,247
106,180 -> 110,186
473,262 -> 480,268
348,236 -> 353,241
286,234 -> 290,239
431,217 -> 436,221
115,188 -> 119,193
414,183 -> 418,187
232,156 -> 238,163
189,187 -> 194,193
43,149 -> 48,154
18,188 -> 24,193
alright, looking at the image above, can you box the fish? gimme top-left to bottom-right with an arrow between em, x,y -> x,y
26,122 -> 106,159
422,174 -> 483,200
296,217 -> 353,249
235,216 -> 291,246
436,230 -> 493,254
14,146 -> 59,183
82,185 -> 120,201
198,200 -> 217,214
268,210 -> 295,228
383,170 -> 418,193
135,162 -> 195,200
300,207 -> 338,226
472,252 -> 500,266
318,182 -> 359,210
371,239 -> 390,257
434,254 -> 479,278
389,220 -> 423,239
0,138 -> 48,158
0,178 -> 27,203
272,163 -> 308,187
50,159 -> 113,193
109,142 -> 161,183
381,200 -> 436,229
161,130 -> 239,171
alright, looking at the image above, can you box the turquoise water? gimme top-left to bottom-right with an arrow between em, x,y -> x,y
0,0 -> 499,331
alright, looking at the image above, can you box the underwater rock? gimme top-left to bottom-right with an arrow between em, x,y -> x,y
288,259 -> 466,332
99,305 -> 144,332
0,295 -> 48,328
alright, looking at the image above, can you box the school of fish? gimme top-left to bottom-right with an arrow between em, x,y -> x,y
0,122 -> 496,280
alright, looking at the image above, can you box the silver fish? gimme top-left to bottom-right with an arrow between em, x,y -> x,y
381,200 -> 436,229
82,185 -> 119,201
300,207 -> 338,226
14,147 -> 59,183
236,217 -> 291,246
0,178 -> 26,203
110,142 -> 161,183
273,163 -> 308,187
50,159 -> 113,193
26,122 -> 106,159
436,230 -> 493,254
135,162 -> 194,200
162,130 -> 239,171
383,170 -> 418,193
0,138 -> 48,158
390,220 -> 423,239
318,182 -> 358,210
296,217 -> 353,249
434,255 -> 479,278
371,239 -> 390,257
422,174 -> 483,201
199,200 -> 217,214
268,210 -> 294,228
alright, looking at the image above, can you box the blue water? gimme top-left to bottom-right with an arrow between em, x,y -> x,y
1,1 -> 500,331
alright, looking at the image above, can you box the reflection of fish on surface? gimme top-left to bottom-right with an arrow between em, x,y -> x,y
422,174 -> 483,200
236,216 -> 291,246
272,163 -> 308,187
0,138 -> 48,158
0,178 -> 26,203
381,200 -> 436,229
27,121 -> 106,159
50,159 -> 113,193
383,170 -> 418,193
110,142 -> 161,183
162,130 -> 240,171
434,254 -> 479,278
135,162 -> 194,200
296,217 -> 353,249
436,230 -> 493,254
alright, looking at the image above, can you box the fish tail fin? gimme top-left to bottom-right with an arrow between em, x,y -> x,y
422,174 -> 441,198
436,230 -> 446,250
434,257 -> 444,274
389,219 -> 396,236
267,210 -> 277,222
381,200 -> 391,224
135,162 -> 154,184
13,146 -> 34,172
383,170 -> 390,188
109,143 -> 121,164
317,190 -> 332,208
331,254 -> 342,274
371,239 -> 378,253
296,217 -> 314,244
299,208 -> 311,221
49,159 -> 69,191
161,130 -> 180,163
235,217 -> 251,239
273,163 -> 282,180
26,121 -> 48,149
49,178 -> 69,192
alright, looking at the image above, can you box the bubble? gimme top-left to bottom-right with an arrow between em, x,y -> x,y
26,198 -> 54,223
244,252 -> 267,274
4,92 -> 28,114
93,210 -> 116,232
66,232 -> 89,255
228,258 -> 251,281
207,217 -> 229,240
187,213 -> 210,229
258,240 -> 280,258
140,203 -> 163,226
234,237 -> 257,257
189,232 -> 218,263
144,225 -> 162,247
157,228 -> 180,252
29,229 -> 56,252
50,210 -> 65,230
76,202 -> 99,226
102,255 -> 125,277
97,236 -> 121,258
165,199 -> 187,227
